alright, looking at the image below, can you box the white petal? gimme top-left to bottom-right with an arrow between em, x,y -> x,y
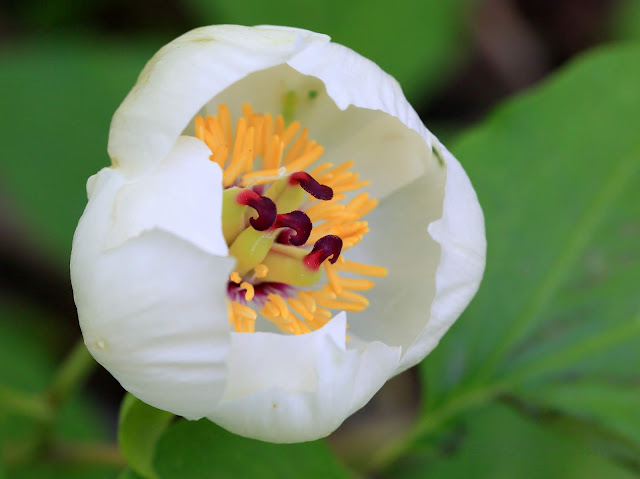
209,56 -> 431,200
71,168 -> 236,419
398,144 -> 485,371
346,147 -> 445,350
206,313 -> 401,442
108,25 -> 329,177
107,135 -> 227,257
346,140 -> 485,372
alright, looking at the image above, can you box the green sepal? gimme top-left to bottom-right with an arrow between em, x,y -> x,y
118,393 -> 174,479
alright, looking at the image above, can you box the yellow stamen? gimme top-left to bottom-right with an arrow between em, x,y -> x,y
334,258 -> 388,277
283,128 -> 309,165
239,281 -> 255,301
333,180 -> 371,194
195,103 -> 387,335
337,277 -> 375,291
318,160 -> 354,181
335,289 -> 369,306
324,262 -> 343,294
284,144 -> 324,172
254,264 -> 269,278
230,301 -> 257,333
287,297 -> 315,322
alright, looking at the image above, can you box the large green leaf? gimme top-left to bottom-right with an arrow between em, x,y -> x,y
189,0 -> 473,102
154,419 -> 351,479
118,394 -> 174,479
118,468 -> 147,479
0,299 -> 116,477
0,37 -> 159,260
387,404 -> 637,479
611,0 -> 640,42
415,43 -> 640,465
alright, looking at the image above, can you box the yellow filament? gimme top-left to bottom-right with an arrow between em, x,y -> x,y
196,103 -> 388,335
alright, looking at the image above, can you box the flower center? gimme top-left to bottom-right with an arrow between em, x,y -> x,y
195,103 -> 387,335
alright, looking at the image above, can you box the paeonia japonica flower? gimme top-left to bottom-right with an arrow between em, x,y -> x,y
71,25 -> 486,443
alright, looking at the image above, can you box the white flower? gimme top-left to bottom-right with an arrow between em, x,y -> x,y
71,25 -> 486,443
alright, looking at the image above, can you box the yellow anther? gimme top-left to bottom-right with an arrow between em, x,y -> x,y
335,259 -> 388,277
318,160 -> 354,182
239,281 -> 255,301
335,289 -> 369,306
325,171 -> 358,188
229,301 -> 257,333
276,114 -> 285,136
324,263 -> 343,294
281,121 -> 301,149
297,291 -> 317,313
333,180 -> 371,194
254,264 -> 269,278
285,144 -> 324,172
284,128 -> 308,164
263,134 -> 283,170
287,298 -> 314,322
307,289 -> 337,301
206,115 -> 226,147
218,104 -> 232,148
242,103 -> 254,119
269,294 -> 291,318
338,278 -> 375,291
198,103 -> 384,336
314,298 -> 367,312
309,162 -> 333,177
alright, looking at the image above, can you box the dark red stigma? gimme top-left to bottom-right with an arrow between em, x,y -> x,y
237,190 -> 277,231
273,211 -> 312,246
303,235 -> 343,271
289,172 -> 333,201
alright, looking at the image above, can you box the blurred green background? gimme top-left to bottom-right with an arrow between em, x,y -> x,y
1,0 -> 639,478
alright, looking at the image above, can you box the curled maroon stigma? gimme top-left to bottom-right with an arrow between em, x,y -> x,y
289,171 -> 333,201
303,235 -> 343,271
276,229 -> 295,245
273,211 -> 312,246
237,190 -> 277,231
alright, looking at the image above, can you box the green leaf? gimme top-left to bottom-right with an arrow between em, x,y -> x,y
188,0 -> 474,101
0,299 -> 115,476
0,37 -> 158,260
387,404 -> 637,479
118,468 -> 148,479
118,394 -> 174,479
416,43 -> 640,464
510,380 -> 640,469
611,0 -> 640,42
154,419 -> 351,479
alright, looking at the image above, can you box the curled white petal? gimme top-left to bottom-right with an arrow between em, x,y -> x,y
208,313 -> 401,443
72,164 -> 235,419
398,143 -> 486,372
107,136 -> 227,256
109,25 -> 329,177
